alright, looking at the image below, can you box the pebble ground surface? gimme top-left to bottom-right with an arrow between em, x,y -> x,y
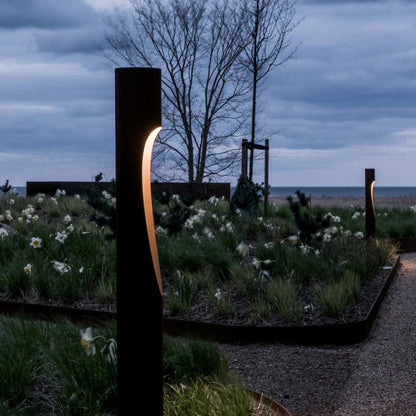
220,252 -> 416,416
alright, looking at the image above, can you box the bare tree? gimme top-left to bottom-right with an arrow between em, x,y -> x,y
240,0 -> 300,181
106,0 -> 250,183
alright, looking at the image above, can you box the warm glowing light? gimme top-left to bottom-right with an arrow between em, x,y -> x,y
370,180 -> 376,215
142,127 -> 163,295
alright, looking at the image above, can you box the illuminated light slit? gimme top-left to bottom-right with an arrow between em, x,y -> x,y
142,127 -> 163,295
370,180 -> 376,216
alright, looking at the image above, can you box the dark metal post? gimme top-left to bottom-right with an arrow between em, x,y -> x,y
264,139 -> 269,217
365,168 -> 376,240
115,68 -> 162,415
242,139 -> 248,178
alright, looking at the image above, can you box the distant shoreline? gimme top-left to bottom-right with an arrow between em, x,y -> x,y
7,185 -> 416,205
269,195 -> 416,208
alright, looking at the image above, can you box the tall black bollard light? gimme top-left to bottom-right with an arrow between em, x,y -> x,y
365,168 -> 376,240
115,68 -> 163,415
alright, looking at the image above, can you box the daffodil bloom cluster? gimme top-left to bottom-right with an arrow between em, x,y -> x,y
20,204 -> 36,223
80,327 -> 117,364
184,209 -> 206,230
219,221 -> 233,233
0,210 -> 13,222
51,260 -> 71,274
55,231 -> 68,244
236,242 -> 249,257
299,243 -> 321,257
208,196 -> 224,206
102,190 -> 116,205
55,189 -> 66,197
352,211 -> 362,219
251,257 -> 274,269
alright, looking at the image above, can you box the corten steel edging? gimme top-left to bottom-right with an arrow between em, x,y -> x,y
163,256 -> 400,345
391,237 -> 416,253
247,390 -> 293,416
0,300 -> 116,325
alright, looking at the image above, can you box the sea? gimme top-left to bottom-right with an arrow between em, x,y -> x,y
233,186 -> 416,198
8,186 -> 416,198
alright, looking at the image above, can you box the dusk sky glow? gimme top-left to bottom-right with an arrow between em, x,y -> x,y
1,0 -> 416,187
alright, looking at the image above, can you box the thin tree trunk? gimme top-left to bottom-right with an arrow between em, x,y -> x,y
249,0 -> 260,181
249,68 -> 257,181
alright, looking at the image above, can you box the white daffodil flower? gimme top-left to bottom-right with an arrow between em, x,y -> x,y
30,237 -> 42,248
80,328 -> 96,356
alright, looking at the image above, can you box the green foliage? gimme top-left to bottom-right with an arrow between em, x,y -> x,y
163,335 -> 228,384
165,270 -> 198,315
163,336 -> 256,416
46,321 -> 117,415
287,190 -> 330,244
0,317 -> 117,415
0,193 -> 116,306
266,277 -> 303,322
154,193 -> 191,235
209,285 -> 234,317
0,180 -> 12,195
314,270 -> 360,317
230,177 -> 261,216
164,377 -> 252,416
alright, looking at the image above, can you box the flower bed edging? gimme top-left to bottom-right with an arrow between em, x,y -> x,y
163,256 -> 401,345
248,390 -> 293,416
391,237 -> 416,253
0,300 -> 116,325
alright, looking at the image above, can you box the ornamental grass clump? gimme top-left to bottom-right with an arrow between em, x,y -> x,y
163,335 -> 271,416
165,270 -> 198,315
163,335 -> 228,384
314,270 -> 360,317
164,377 -> 252,416
266,277 -> 303,322
209,286 -> 234,317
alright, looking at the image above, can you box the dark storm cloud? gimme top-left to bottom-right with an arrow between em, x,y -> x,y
0,0 -> 95,29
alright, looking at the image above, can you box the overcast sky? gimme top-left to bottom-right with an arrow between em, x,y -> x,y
1,0 -> 416,187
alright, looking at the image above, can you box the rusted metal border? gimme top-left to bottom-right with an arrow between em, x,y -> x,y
163,255 -> 400,345
0,300 -> 115,325
248,390 -> 293,416
391,237 -> 416,253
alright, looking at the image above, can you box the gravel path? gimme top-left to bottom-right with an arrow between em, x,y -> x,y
219,252 -> 416,416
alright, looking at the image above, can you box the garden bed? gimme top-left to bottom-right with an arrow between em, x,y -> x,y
163,255 -> 400,344
0,189 -> 116,325
158,193 -> 404,345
